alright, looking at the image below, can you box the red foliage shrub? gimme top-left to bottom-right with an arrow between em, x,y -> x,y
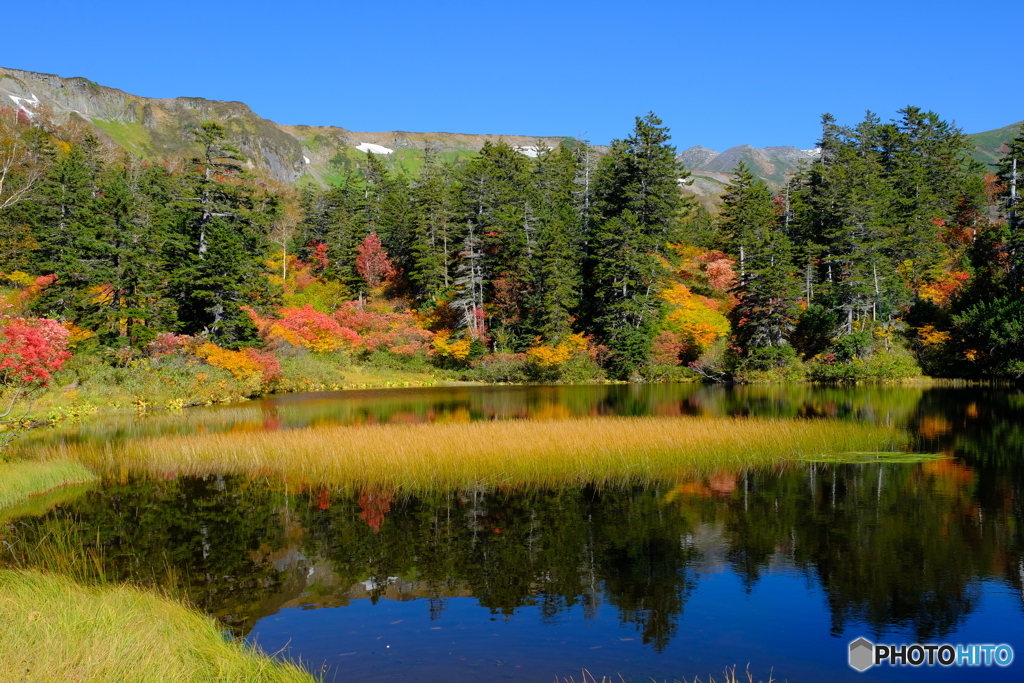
332,301 -> 433,355
245,305 -> 361,353
244,348 -> 282,384
703,255 -> 737,292
310,241 -> 329,274
145,333 -> 200,357
15,274 -> 57,309
652,331 -> 687,366
0,317 -> 71,387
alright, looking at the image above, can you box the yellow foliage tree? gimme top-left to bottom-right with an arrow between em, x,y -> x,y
431,331 -> 472,361
526,333 -> 589,367
195,343 -> 263,382
660,284 -> 730,353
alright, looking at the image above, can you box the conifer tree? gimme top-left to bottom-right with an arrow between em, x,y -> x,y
168,122 -> 276,345
459,141 -> 535,346
530,143 -> 583,341
585,112 -> 690,375
994,124 -> 1024,285
410,149 -> 459,302
96,158 -> 177,345
719,162 -> 799,366
22,136 -> 110,327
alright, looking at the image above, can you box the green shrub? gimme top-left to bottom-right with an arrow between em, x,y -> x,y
806,342 -> 921,383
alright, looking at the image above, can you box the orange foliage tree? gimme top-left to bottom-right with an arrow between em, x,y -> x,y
245,305 -> 361,353
332,300 -> 433,355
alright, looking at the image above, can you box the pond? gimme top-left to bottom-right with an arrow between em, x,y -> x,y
3,383 -> 1023,681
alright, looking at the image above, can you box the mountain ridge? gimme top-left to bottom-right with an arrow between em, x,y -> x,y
2,66 -> 1019,199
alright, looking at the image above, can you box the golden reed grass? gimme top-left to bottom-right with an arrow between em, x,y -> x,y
36,416 -> 905,491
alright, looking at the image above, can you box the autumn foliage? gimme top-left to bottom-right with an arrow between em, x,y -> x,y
355,232 -> 398,290
245,305 -> 361,353
526,333 -> 591,367
0,316 -> 71,388
332,300 -> 433,355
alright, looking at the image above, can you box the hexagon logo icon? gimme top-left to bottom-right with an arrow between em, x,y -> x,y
849,637 -> 875,672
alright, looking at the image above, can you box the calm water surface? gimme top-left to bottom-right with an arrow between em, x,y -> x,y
3,384 -> 1022,681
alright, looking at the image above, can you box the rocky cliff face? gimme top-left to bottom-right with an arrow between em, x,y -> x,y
0,66 -> 582,184
0,67 -> 308,180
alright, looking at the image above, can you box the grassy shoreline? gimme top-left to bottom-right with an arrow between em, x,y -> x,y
0,460 -> 97,511
36,415 -> 906,491
19,360 -> 448,423
0,570 -> 315,683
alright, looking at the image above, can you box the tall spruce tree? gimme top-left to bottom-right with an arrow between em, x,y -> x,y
410,149 -> 459,303
529,143 -> 584,341
585,112 -> 689,375
22,135 -> 110,328
95,158 -> 177,345
719,162 -> 799,366
458,141 -> 535,346
168,122 -> 277,345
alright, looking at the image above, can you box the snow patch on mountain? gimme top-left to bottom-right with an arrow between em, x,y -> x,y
354,142 -> 393,155
6,92 -> 40,119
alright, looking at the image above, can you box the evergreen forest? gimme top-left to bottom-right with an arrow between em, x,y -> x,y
3,104 -> 1024,400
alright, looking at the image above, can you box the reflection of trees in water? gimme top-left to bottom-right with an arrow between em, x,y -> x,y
701,462 -> 1014,641
2,453 -> 1021,647
0,476 -> 289,634
299,485 -> 700,651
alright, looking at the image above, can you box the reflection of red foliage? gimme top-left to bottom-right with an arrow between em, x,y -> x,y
358,489 -> 395,532
708,471 -> 738,496
316,487 -> 331,510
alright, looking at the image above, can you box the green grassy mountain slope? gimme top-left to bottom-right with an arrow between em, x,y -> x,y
967,120 -> 1023,168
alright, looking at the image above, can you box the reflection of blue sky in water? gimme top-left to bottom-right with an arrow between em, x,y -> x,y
249,566 -> 1021,682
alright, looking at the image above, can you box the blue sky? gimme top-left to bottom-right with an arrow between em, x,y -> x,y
5,1 -> 1019,151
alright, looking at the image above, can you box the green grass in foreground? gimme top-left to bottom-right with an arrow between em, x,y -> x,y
40,416 -> 906,491
0,570 -> 315,683
0,460 -> 97,510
